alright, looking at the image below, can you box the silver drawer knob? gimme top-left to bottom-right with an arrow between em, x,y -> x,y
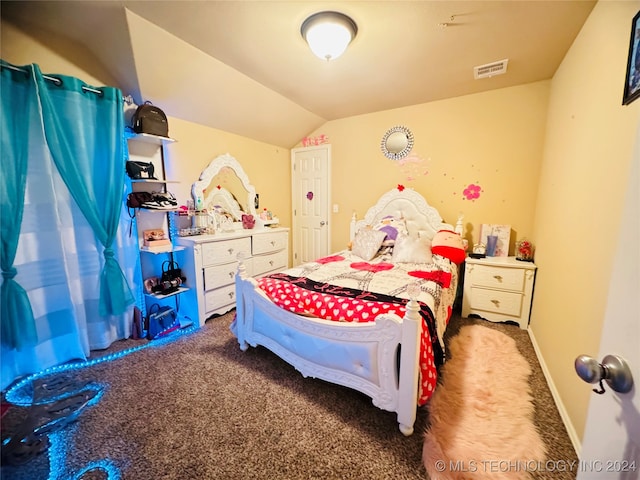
228,248 -> 234,255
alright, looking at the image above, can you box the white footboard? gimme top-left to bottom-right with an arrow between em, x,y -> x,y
233,261 -> 422,436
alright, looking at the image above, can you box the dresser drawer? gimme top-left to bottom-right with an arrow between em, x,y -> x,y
253,250 -> 288,277
252,232 -> 288,255
205,284 -> 236,312
471,265 -> 525,291
469,287 -> 523,317
204,262 -> 238,290
201,237 -> 251,267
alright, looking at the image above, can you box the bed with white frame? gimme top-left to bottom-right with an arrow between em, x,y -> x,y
232,187 -> 458,435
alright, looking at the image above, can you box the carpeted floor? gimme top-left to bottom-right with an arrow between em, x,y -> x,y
1,312 -> 578,480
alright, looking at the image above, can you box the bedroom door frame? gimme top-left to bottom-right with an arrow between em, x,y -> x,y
291,145 -> 331,266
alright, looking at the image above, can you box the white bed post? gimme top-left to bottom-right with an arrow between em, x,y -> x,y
349,212 -> 357,242
396,286 -> 422,436
235,252 -> 249,351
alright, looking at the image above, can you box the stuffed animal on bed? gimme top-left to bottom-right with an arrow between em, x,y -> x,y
431,229 -> 466,264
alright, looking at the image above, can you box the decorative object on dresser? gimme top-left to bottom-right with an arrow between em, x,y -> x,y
462,256 -> 537,329
515,238 -> 535,261
233,187 -> 459,435
126,131 -> 194,330
478,223 -> 511,257
176,153 -> 289,326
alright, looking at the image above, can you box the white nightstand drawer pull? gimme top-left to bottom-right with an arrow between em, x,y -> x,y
474,265 -> 525,290
228,248 -> 234,255
229,291 -> 235,299
469,287 -> 522,316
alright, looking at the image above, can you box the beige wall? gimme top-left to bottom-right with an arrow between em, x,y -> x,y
304,83 -> 550,254
5,1 -> 638,450
530,0 -> 640,445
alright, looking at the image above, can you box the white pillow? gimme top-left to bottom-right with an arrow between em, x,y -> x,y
352,229 -> 387,261
392,233 -> 433,263
372,216 -> 408,247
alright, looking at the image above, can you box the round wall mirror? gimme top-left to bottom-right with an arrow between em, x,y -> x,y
381,125 -> 414,160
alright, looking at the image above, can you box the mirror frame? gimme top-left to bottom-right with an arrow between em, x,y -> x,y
380,125 -> 414,161
191,153 -> 257,219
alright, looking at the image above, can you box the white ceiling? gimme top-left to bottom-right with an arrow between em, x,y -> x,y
2,1 -> 596,147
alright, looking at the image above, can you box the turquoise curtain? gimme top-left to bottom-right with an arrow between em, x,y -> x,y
32,64 -> 134,316
0,62 -> 38,349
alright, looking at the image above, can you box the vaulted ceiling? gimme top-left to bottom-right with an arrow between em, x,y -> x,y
2,1 -> 596,147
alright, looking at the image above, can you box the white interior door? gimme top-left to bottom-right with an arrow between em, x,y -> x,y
291,145 -> 330,266
577,126 -> 639,477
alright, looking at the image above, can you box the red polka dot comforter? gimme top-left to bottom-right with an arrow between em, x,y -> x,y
257,250 -> 458,405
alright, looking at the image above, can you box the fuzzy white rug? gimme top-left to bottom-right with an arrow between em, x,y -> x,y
423,325 -> 546,479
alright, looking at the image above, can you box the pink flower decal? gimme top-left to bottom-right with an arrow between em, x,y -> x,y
463,183 -> 482,201
306,191 -> 314,200
397,184 -> 405,192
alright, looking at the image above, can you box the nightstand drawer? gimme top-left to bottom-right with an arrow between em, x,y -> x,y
252,232 -> 288,255
205,284 -> 236,312
469,287 -> 523,317
201,237 -> 251,267
472,265 -> 525,291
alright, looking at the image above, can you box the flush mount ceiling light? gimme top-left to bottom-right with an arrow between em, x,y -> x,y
301,11 -> 357,61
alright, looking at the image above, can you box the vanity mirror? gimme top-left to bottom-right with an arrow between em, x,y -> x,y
191,153 -> 257,222
381,125 -> 414,161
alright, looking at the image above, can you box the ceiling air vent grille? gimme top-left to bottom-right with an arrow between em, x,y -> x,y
474,59 -> 509,79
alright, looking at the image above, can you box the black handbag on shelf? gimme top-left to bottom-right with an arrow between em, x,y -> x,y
161,260 -> 185,285
126,160 -> 156,180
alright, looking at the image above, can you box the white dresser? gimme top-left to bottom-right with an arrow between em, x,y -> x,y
462,256 -> 537,329
177,227 -> 289,326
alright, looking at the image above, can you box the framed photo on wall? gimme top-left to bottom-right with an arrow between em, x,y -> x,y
623,10 -> 640,105
479,224 -> 511,257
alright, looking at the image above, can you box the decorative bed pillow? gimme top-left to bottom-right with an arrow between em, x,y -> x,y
351,229 -> 387,261
372,216 -> 408,248
392,233 -> 433,263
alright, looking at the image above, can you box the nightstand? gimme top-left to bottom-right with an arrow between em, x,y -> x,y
462,256 -> 537,329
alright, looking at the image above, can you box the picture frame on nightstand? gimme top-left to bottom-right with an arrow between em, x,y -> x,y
479,224 -> 511,257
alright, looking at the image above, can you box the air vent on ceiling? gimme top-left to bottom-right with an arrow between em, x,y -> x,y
474,59 -> 509,79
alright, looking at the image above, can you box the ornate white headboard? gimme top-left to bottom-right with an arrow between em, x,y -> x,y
350,188 -> 451,241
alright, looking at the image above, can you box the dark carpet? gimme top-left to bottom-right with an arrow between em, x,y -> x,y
1,312 -> 577,480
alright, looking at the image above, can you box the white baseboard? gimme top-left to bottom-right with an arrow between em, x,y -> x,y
528,327 -> 582,456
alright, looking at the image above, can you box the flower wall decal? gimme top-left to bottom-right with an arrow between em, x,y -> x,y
306,191 -> 314,201
397,184 -> 405,191
462,183 -> 483,201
